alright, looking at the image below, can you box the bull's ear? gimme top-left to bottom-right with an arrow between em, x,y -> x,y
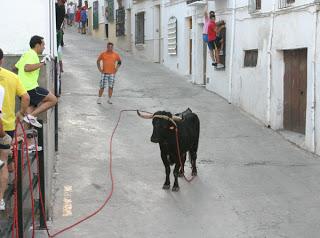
169,126 -> 175,130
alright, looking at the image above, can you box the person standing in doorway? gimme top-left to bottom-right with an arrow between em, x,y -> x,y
105,8 -> 109,39
96,42 -> 121,104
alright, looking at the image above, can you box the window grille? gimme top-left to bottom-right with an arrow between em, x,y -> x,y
116,7 -> 125,37
135,12 -> 145,44
279,0 -> 295,9
244,50 -> 258,67
168,17 -> 177,55
248,0 -> 261,13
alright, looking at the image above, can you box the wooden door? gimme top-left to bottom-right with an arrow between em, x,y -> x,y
283,48 -> 307,134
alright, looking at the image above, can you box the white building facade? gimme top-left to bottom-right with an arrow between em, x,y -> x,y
209,0 -> 320,154
131,0 -> 162,62
129,0 -> 320,155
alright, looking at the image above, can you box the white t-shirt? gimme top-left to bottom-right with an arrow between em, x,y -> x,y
69,5 -> 75,14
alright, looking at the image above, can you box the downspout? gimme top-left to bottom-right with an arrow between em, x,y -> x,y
312,5 -> 319,153
49,0 -> 53,56
266,0 -> 276,127
228,0 -> 236,103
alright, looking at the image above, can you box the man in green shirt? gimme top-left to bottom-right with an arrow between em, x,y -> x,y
15,35 -> 57,128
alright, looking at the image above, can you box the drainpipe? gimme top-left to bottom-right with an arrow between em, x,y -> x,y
228,0 -> 236,103
312,5 -> 319,153
266,0 -> 276,127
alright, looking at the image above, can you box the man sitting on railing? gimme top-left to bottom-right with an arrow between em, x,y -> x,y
14,36 -> 57,128
0,48 -> 30,210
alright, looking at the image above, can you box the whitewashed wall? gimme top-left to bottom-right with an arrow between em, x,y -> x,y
131,0 -> 158,61
210,0 -> 320,154
0,0 -> 56,56
162,1 -> 193,75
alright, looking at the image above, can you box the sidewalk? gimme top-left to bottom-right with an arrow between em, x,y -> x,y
50,28 -> 320,238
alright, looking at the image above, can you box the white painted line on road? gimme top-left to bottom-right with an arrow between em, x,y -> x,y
63,185 -> 72,217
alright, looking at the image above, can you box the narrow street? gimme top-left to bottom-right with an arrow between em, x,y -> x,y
51,29 -> 320,238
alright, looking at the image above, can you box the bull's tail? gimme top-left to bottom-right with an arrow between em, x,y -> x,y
193,115 -> 200,152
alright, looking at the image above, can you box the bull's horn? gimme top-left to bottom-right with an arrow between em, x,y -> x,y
137,110 -> 154,119
172,115 -> 182,121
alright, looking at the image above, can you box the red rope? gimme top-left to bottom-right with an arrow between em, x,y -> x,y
30,110 -> 136,237
18,122 -> 36,238
12,122 -> 20,238
11,109 -> 192,237
175,129 -> 195,183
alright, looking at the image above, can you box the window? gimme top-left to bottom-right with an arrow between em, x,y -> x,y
116,7 -> 125,37
168,17 -> 177,55
244,50 -> 258,67
248,0 -> 261,13
107,0 -> 114,22
135,12 -> 145,44
256,0 -> 261,10
279,0 -> 295,9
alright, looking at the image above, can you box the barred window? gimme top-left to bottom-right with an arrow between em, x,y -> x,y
135,12 -> 145,44
244,50 -> 258,67
168,17 -> 177,55
279,0 -> 295,8
116,7 -> 125,37
248,0 -> 261,13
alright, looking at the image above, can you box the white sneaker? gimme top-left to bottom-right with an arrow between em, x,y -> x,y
28,144 -> 43,152
97,97 -> 102,104
24,115 -> 42,128
0,160 -> 4,170
216,63 -> 225,69
0,199 -> 5,210
107,99 -> 112,104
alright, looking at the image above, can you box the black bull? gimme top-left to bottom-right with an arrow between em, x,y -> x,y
137,108 -> 200,191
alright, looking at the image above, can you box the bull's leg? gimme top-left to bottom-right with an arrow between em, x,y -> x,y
172,163 -> 180,192
190,151 -> 197,176
161,153 -> 170,190
178,153 -> 186,177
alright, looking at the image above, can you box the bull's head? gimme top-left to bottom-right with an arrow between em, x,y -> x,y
137,110 -> 182,143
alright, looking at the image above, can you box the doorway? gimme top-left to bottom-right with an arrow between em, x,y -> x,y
283,48 -> 307,134
154,5 -> 161,63
187,17 -> 192,75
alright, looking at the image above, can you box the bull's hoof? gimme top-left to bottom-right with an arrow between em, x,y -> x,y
172,186 -> 180,192
192,170 -> 197,176
162,184 -> 170,190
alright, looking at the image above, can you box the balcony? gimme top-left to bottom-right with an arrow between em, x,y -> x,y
278,0 -> 295,9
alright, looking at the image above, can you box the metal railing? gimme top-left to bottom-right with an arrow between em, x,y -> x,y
278,0 -> 295,9
0,127 -> 46,238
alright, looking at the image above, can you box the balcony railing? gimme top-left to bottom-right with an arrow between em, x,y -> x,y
186,0 -> 206,6
248,0 -> 261,13
278,0 -> 295,9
